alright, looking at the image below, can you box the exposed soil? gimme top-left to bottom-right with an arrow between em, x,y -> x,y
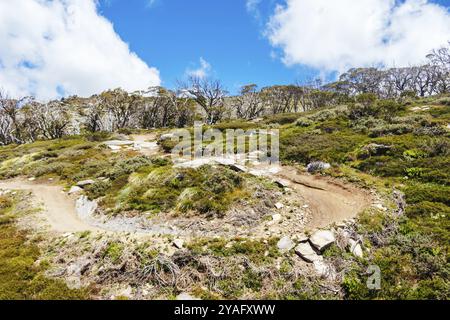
275,166 -> 370,229
0,179 -> 100,233
0,133 -> 372,236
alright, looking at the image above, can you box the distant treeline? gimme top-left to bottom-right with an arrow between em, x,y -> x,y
1,43 -> 449,145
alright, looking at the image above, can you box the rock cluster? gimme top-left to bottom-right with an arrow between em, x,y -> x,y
277,226 -> 364,277
306,161 -> 331,173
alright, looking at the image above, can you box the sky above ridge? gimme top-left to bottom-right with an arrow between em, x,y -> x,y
0,0 -> 449,100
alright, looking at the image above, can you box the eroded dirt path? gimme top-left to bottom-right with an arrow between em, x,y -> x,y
0,179 -> 100,233
275,167 -> 370,228
0,132 -> 371,235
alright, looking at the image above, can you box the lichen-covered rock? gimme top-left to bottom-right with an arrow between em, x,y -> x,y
306,161 -> 331,173
75,196 -> 97,219
295,242 -> 323,263
76,180 -> 95,187
309,230 -> 335,252
277,236 -> 295,253
173,239 -> 185,249
348,239 -> 364,258
68,186 -> 83,195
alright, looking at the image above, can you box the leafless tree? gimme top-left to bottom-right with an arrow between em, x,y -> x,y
181,77 -> 228,124
99,88 -> 141,130
33,101 -> 72,139
260,85 -> 301,114
84,95 -> 109,132
232,84 -> 264,119
427,42 -> 450,68
172,91 -> 197,128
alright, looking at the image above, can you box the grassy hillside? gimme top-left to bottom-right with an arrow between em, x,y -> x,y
0,95 -> 448,299
272,95 -> 449,299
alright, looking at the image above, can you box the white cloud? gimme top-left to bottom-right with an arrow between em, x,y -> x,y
266,0 -> 450,72
246,0 -> 262,18
0,0 -> 161,100
186,57 -> 212,79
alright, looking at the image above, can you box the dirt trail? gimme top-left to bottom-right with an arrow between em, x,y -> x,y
275,167 -> 370,228
0,180 -> 100,233
0,133 -> 371,235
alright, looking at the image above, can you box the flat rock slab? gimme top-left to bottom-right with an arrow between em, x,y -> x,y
309,230 -> 335,252
174,157 -> 236,169
277,236 -> 295,252
135,141 -> 158,149
76,180 -> 95,187
104,140 -> 135,146
68,186 -> 83,195
295,242 -> 323,263
274,178 -> 290,188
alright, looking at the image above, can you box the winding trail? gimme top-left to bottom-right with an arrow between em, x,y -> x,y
0,180 -> 100,233
275,167 -> 370,228
0,133 -> 371,235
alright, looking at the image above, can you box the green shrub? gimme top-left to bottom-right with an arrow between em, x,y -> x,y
85,131 -> 111,142
213,121 -> 258,130
369,123 -> 415,137
107,156 -> 153,180
295,117 -> 313,127
0,198 -> 88,299
406,201 -> 450,218
264,113 -> 300,125
103,242 -> 124,264
31,162 -> 73,177
85,180 -> 112,199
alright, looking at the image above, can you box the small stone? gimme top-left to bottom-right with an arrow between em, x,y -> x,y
374,203 -> 387,211
28,177 -> 36,181
173,239 -> 184,249
275,202 -> 284,209
272,214 -> 282,222
108,145 -> 122,151
309,230 -> 335,252
306,161 -> 331,173
68,186 -> 83,195
274,179 -> 290,188
176,292 -> 199,300
295,242 -> 323,263
277,236 -> 295,252
348,239 -> 364,258
104,140 -> 134,146
313,260 -> 332,278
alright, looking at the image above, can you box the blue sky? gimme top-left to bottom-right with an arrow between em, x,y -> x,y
99,0 -> 316,93
98,0 -> 450,93
1,0 -> 449,99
